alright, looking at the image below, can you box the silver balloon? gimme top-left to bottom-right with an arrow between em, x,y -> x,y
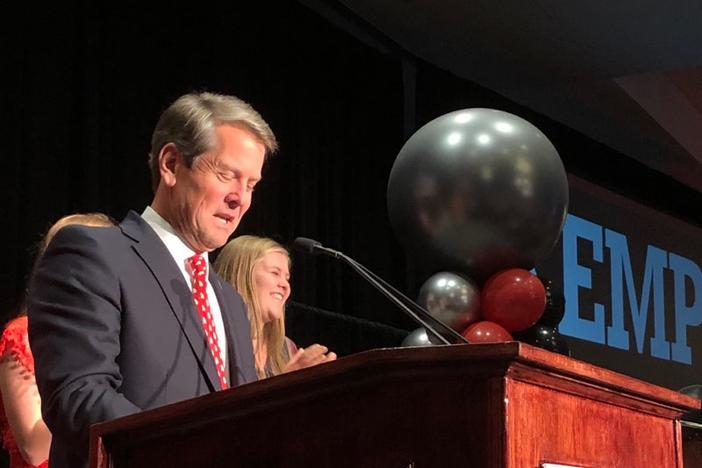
387,108 -> 568,282
400,328 -> 436,347
680,384 -> 702,400
417,272 -> 480,332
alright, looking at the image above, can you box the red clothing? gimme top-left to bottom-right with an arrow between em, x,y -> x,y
0,316 -> 48,468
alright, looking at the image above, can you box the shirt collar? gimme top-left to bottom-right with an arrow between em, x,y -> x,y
141,206 -> 209,272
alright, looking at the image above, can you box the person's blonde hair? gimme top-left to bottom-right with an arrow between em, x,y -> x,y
39,212 -> 115,256
16,212 -> 115,320
214,235 -> 289,378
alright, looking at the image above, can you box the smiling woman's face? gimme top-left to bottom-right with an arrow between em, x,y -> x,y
253,250 -> 291,324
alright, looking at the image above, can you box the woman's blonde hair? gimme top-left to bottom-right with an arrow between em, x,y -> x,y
39,212 -> 115,256
214,235 -> 290,378
16,212 -> 115,320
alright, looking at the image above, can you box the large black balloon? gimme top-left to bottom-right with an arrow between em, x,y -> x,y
514,324 -> 570,356
387,109 -> 568,283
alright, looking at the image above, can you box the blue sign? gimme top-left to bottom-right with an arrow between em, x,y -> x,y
560,213 -> 702,366
532,175 -> 702,390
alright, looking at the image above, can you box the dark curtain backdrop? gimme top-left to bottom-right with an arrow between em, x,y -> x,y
1,1 -> 414,331
3,0 -> 701,334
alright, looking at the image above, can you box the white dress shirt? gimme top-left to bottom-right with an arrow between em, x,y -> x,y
141,206 -> 229,378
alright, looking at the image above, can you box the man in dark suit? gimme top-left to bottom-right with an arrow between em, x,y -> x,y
28,92 -> 277,467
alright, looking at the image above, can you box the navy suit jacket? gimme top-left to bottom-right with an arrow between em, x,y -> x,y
28,211 -> 257,468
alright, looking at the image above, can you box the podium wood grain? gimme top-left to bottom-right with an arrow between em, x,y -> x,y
90,342 -> 700,467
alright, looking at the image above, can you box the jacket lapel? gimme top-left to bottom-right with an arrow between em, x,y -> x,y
120,211 -> 221,391
210,273 -> 243,386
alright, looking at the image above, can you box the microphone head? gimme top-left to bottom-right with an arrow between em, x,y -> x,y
293,237 -> 322,255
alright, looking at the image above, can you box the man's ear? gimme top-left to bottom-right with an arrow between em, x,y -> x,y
158,143 -> 181,188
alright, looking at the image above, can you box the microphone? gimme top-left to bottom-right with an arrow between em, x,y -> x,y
293,237 -> 342,258
292,237 -> 469,345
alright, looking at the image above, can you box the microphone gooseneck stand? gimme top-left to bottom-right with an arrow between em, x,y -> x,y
293,237 -> 470,345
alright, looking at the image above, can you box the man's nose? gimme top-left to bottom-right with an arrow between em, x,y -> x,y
225,184 -> 246,208
225,197 -> 241,209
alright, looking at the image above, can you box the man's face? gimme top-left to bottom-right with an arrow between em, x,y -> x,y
166,125 -> 266,252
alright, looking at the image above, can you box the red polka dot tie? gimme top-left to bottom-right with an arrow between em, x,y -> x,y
188,254 -> 228,390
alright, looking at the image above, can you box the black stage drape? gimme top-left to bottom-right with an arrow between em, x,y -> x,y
3,0 -> 701,339
2,2 -> 410,331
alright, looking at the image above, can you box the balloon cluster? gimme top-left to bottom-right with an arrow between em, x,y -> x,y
401,269 -> 569,355
390,108 -> 570,354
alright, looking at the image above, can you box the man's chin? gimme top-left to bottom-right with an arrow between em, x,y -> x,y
203,238 -> 229,251
205,225 -> 239,249
189,235 -> 227,253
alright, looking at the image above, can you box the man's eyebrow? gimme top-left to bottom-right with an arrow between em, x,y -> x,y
215,161 -> 236,172
217,162 -> 261,177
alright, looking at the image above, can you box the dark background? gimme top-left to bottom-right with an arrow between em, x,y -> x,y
2,1 -> 702,465
4,1 -> 699,325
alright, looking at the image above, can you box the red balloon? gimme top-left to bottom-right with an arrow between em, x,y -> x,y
461,320 -> 513,343
480,269 -> 546,332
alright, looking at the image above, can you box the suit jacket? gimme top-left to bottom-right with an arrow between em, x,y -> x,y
28,211 -> 257,468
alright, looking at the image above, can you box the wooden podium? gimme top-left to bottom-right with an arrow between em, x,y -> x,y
90,343 -> 700,467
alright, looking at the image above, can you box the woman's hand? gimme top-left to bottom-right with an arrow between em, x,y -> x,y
283,343 -> 337,373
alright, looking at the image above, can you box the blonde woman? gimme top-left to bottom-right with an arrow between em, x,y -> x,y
0,213 -> 114,468
215,235 -> 336,379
